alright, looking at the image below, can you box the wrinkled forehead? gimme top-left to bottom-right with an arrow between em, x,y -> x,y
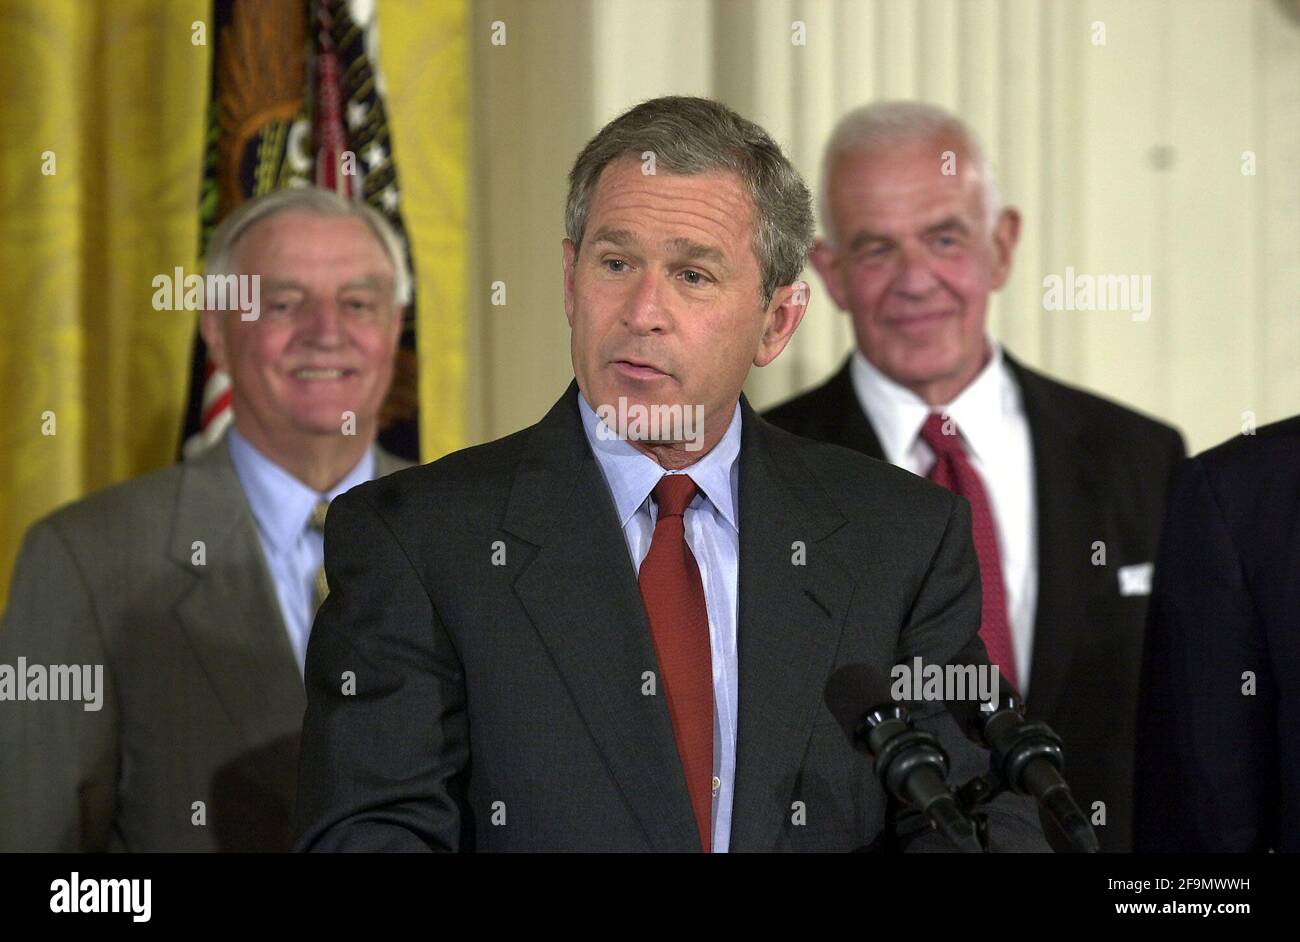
827,136 -> 987,236
232,212 -> 395,278
587,157 -> 757,251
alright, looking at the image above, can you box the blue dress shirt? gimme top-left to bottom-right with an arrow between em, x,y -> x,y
578,392 -> 741,852
227,427 -> 376,677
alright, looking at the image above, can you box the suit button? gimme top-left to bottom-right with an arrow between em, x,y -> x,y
712,776 -> 721,794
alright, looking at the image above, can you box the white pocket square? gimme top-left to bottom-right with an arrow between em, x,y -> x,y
1118,562 -> 1154,597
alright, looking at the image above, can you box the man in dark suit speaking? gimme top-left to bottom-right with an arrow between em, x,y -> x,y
764,101 -> 1184,852
294,96 -> 1050,852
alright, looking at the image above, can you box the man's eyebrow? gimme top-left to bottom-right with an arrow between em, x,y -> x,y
665,237 -> 730,272
923,215 -> 972,236
589,229 -> 729,269
588,227 -> 641,249
261,278 -> 305,293
255,276 -> 390,291
844,229 -> 893,253
843,216 -> 972,252
338,275 -> 389,291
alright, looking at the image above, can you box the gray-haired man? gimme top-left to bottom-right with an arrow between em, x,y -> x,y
294,96 -> 1050,852
765,101 -> 1186,851
0,186 -> 412,850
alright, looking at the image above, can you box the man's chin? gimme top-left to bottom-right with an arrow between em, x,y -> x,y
879,342 -> 972,387
286,413 -> 372,439
589,390 -> 682,415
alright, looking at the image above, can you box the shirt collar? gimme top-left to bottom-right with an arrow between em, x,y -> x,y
577,390 -> 741,531
227,426 -> 376,554
849,335 -> 1019,464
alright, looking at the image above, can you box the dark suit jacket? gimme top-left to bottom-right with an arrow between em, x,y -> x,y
1135,416 -> 1300,852
294,382 -> 1050,852
763,352 -> 1186,852
0,433 -> 408,851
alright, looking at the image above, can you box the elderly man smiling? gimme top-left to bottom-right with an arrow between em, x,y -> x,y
765,101 -> 1186,851
0,186 -> 411,851
294,96 -> 1049,853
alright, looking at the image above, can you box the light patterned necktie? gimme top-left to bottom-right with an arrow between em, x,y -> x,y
308,499 -> 330,613
919,413 -> 1019,690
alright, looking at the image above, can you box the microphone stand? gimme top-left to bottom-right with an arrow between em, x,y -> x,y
951,718 -> 1099,853
953,773 -> 996,852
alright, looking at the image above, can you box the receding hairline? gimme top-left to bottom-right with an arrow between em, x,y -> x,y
227,211 -> 398,277
827,131 -> 988,205
581,159 -> 756,274
819,103 -> 1003,243
564,96 -> 814,306
576,154 -> 757,235
204,187 -> 413,306
258,273 -> 397,294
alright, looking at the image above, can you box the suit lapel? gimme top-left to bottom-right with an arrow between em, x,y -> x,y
373,446 -> 411,477
729,402 -> 854,851
166,438 -> 306,781
503,384 -> 701,851
822,359 -> 887,460
502,387 -> 855,851
1004,352 -> 1100,720
845,347 -> 1100,720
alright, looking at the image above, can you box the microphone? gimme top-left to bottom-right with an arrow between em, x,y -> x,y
824,664 -> 983,853
944,671 -> 1099,853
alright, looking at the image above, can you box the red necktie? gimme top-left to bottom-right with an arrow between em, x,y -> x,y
639,474 -> 714,852
919,413 -> 1019,690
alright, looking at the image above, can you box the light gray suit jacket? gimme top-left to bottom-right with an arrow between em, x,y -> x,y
0,434 -> 408,851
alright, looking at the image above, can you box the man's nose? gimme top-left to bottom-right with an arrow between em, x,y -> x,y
893,240 -> 940,298
298,298 -> 345,345
622,269 -> 670,334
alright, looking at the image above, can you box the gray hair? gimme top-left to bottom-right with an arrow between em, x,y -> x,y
819,101 -> 1003,245
204,185 -> 412,306
565,96 -> 813,307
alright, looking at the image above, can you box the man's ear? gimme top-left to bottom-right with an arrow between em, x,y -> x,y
198,307 -> 228,372
809,238 -> 849,312
753,281 -> 810,368
989,207 -> 1021,290
562,238 -> 577,327
390,301 -> 407,348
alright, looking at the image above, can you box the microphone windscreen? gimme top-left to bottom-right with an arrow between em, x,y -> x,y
824,663 -> 894,741
941,659 -> 1025,743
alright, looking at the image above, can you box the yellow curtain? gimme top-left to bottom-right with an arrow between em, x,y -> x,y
0,0 -> 469,610
379,0 -> 468,465
0,0 -> 209,610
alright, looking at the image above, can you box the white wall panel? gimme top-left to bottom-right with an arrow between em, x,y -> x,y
469,0 -> 1299,452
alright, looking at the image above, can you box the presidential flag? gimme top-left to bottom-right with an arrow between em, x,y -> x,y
181,0 -> 419,461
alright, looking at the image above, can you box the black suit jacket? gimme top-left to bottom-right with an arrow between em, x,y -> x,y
763,352 -> 1186,851
294,382 -> 1050,852
1135,416 -> 1300,852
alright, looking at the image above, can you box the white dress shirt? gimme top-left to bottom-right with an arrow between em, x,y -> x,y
850,340 -> 1040,692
